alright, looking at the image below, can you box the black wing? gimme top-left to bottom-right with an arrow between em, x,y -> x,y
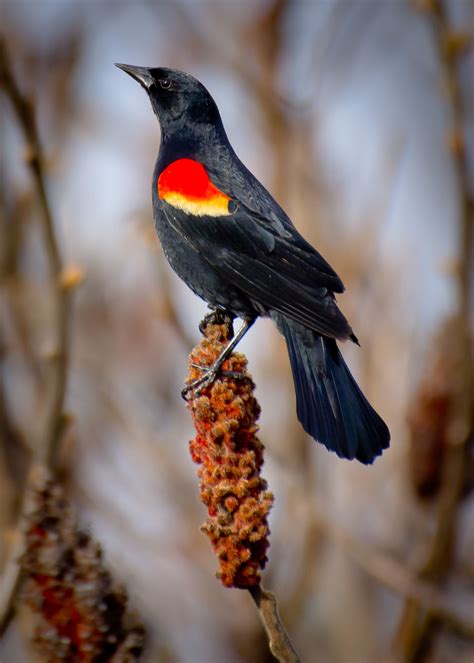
160,189 -> 353,341
205,153 -> 345,292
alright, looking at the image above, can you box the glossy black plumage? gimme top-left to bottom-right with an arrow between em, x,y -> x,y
116,64 -> 390,463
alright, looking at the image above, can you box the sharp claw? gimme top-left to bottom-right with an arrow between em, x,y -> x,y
184,317 -> 254,401
181,386 -> 192,401
182,363 -> 219,400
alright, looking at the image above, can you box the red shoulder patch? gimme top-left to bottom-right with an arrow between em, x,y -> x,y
158,159 -> 231,217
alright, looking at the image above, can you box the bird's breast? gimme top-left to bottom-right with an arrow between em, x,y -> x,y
158,158 -> 231,217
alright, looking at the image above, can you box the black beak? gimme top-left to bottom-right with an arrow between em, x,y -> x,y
115,63 -> 154,90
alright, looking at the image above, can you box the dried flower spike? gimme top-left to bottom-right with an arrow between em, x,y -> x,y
186,312 -> 274,588
408,316 -> 471,499
20,468 -> 145,662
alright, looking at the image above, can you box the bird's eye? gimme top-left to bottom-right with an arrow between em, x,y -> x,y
159,78 -> 172,90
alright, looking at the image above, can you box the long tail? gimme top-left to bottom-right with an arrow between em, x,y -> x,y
274,316 -> 390,464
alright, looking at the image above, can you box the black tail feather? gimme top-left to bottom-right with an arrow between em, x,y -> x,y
275,316 -> 390,464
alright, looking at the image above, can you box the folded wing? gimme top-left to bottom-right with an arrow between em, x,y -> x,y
162,200 -> 353,341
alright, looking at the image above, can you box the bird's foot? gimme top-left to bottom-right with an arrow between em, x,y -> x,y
181,362 -> 247,400
181,362 -> 221,400
182,313 -> 253,401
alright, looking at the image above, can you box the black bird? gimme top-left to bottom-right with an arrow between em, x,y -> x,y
116,64 -> 390,464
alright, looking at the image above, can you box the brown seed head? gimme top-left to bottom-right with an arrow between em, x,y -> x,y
20,470 -> 145,662
186,313 -> 274,588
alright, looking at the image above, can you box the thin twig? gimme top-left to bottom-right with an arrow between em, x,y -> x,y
0,40 -> 71,634
0,462 -> 44,635
249,585 -> 301,663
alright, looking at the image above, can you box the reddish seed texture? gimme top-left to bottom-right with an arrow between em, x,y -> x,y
20,471 -> 145,662
407,316 -> 469,499
185,315 -> 274,588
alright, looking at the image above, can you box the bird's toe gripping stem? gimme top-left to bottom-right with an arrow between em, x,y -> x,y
181,362 -> 221,400
181,316 -> 255,400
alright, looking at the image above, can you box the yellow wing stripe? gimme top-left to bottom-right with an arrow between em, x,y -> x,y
161,190 -> 231,217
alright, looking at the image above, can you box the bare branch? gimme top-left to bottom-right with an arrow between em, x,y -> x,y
314,506 -> 474,640
394,2 -> 474,656
249,585 -> 301,663
269,461 -> 474,641
0,39 -> 72,634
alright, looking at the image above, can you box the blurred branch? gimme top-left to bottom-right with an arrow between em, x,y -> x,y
249,585 -> 301,663
1,193 -> 44,447
268,458 -> 474,640
314,506 -> 474,639
395,1 -> 474,659
0,341 -> 30,488
0,40 -> 71,635
0,40 -> 70,466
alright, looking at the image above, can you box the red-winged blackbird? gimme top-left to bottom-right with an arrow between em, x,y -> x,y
116,64 -> 390,464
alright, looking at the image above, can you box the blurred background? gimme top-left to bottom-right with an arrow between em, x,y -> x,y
1,0 -> 473,661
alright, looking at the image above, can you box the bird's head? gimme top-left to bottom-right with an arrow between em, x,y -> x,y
115,64 -> 221,136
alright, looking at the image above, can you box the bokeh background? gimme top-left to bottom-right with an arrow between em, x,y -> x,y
1,1 -> 473,661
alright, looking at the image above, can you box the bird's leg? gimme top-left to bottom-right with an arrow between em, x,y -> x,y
182,316 -> 255,399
